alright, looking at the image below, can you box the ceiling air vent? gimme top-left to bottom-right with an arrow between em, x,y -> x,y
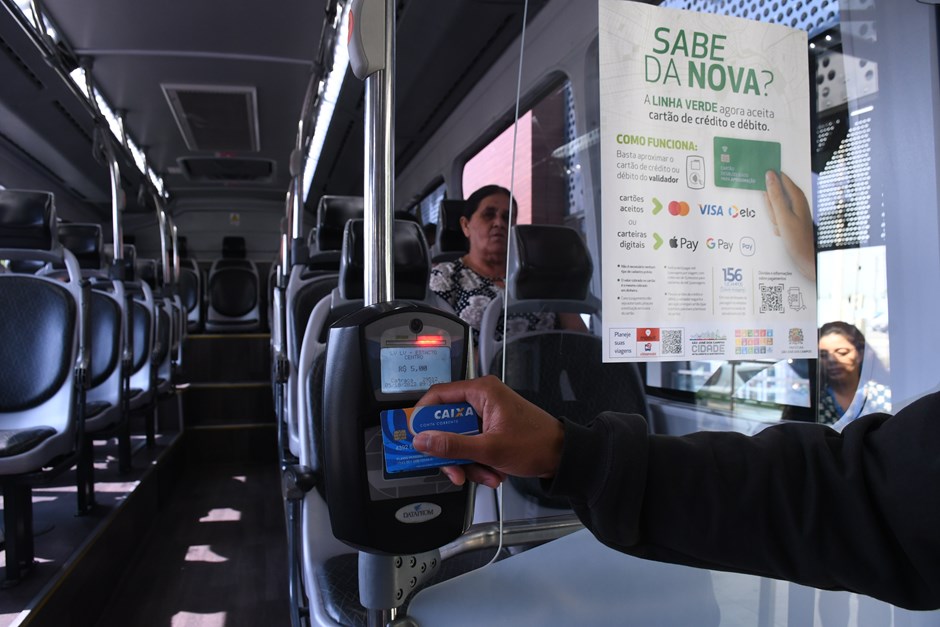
179,157 -> 274,182
162,84 -> 260,152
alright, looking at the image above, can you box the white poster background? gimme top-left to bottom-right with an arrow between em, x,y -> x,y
600,1 -> 817,363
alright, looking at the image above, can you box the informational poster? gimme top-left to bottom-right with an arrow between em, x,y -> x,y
600,1 -> 817,363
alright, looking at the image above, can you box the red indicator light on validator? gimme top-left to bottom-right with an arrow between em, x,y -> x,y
416,335 -> 445,346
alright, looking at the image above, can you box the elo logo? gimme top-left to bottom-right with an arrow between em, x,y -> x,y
668,201 -> 690,216
729,205 -> 756,219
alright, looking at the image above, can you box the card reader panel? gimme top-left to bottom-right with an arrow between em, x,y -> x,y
322,302 -> 474,554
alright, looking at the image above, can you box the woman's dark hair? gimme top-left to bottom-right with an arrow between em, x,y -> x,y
819,320 -> 866,355
462,185 -> 516,220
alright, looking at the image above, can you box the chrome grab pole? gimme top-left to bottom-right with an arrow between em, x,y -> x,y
362,0 -> 395,306
82,64 -> 124,270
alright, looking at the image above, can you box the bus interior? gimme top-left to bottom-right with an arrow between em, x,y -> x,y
1,0 -> 939,625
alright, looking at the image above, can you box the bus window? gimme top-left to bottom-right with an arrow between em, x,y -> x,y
462,79 -> 587,230
413,180 -> 447,227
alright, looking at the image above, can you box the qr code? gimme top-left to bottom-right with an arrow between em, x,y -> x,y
759,283 -> 784,313
662,329 -> 683,355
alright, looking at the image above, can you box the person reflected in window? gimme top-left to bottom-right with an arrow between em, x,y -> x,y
818,321 -> 891,430
429,184 -> 584,348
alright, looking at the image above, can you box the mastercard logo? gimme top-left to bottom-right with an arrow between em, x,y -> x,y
668,201 -> 690,216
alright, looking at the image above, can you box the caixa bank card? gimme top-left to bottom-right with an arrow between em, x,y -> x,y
380,403 -> 481,474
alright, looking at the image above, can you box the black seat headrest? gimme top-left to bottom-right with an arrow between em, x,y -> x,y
177,235 -> 190,260
509,225 -> 592,301
121,244 -> 138,281
339,219 -> 430,301
305,227 -> 318,254
0,190 -> 57,252
222,236 -> 247,259
137,258 -> 160,289
58,223 -> 103,270
437,199 -> 469,254
316,196 -> 364,252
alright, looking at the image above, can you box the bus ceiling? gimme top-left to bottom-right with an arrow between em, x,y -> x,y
0,0 -> 549,219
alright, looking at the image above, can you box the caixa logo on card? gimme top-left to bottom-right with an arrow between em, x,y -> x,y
396,502 -> 442,524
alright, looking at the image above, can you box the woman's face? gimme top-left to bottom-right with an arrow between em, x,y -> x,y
819,332 -> 861,383
461,192 -> 513,260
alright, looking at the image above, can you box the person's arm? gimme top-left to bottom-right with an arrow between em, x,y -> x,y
551,398 -> 940,610
415,379 -> 940,610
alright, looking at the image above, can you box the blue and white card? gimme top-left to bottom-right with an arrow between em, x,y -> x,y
380,403 -> 480,474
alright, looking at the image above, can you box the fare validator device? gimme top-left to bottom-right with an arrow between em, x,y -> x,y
322,301 -> 476,555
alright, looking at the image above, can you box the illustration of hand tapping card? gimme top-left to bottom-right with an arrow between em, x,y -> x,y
714,136 -> 781,190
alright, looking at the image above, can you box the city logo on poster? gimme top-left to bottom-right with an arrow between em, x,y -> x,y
788,328 -> 805,345
690,330 -> 727,356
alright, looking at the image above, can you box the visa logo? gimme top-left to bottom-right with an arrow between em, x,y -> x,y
699,204 -> 724,216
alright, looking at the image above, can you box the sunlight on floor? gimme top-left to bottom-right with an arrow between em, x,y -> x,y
199,508 -> 242,522
171,610 -> 227,627
184,545 -> 228,563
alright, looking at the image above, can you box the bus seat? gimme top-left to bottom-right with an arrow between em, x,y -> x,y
430,199 -> 468,264
205,236 -> 262,332
138,260 -> 174,394
143,261 -> 181,445
177,235 -> 204,333
122,248 -> 159,449
283,195 -> 363,461
479,225 -> 649,509
58,224 -> 131,479
179,260 -> 203,333
0,189 -> 86,584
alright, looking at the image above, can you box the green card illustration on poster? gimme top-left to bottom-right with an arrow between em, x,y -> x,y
599,0 -> 818,363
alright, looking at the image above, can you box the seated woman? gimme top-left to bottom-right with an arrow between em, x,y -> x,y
818,320 -> 891,430
429,184 -> 584,349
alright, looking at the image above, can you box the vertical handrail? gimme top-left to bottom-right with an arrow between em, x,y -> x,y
152,192 -> 171,291
83,63 -> 125,269
169,217 -> 180,287
363,0 -> 396,306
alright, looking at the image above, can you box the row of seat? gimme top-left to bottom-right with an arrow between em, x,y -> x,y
270,193 -> 650,624
0,189 -> 184,585
173,235 -> 264,334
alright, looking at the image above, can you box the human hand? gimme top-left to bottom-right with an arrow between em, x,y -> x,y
765,170 -> 816,281
412,375 -> 564,488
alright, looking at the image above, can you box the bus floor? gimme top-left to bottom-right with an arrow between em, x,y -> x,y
0,406 -> 289,627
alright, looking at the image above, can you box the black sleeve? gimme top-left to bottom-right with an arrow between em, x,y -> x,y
547,391 -> 940,610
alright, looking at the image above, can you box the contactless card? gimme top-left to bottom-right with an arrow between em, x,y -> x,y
380,403 -> 480,474
714,136 -> 781,191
